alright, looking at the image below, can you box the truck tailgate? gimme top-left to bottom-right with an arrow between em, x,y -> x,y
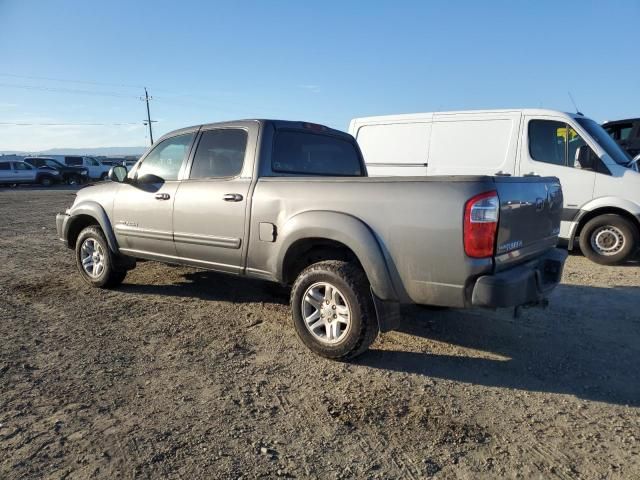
493,176 -> 563,271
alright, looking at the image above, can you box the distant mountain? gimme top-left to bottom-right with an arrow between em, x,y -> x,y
1,146 -> 148,156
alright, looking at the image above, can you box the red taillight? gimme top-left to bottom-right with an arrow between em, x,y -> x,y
464,191 -> 499,258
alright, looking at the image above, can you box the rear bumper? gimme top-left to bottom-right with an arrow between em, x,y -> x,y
471,248 -> 567,308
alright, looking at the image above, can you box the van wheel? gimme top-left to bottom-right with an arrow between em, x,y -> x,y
579,214 -> 638,265
75,226 -> 127,288
290,260 -> 378,360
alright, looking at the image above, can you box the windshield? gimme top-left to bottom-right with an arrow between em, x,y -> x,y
576,117 -> 633,166
45,159 -> 65,168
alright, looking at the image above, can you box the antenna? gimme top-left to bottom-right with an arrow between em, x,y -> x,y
568,91 -> 583,116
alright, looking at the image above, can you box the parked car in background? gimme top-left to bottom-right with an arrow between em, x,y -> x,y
349,109 -> 640,265
43,155 -> 110,180
122,159 -> 137,171
602,118 -> 640,159
0,160 -> 62,186
23,157 -> 89,185
56,119 -> 567,359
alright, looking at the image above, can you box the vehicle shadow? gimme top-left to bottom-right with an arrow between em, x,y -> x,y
120,269 -> 639,405
357,284 -> 640,406
119,269 -> 290,305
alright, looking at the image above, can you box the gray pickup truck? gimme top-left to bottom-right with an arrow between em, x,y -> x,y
56,120 -> 567,359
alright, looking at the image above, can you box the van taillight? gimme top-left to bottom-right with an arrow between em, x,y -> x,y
464,191 -> 499,258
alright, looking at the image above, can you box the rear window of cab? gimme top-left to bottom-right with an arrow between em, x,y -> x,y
272,130 -> 363,176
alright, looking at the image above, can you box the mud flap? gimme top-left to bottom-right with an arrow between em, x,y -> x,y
371,289 -> 402,332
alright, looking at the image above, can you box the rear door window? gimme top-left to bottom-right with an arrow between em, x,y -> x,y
0,162 -> 10,170
190,129 -> 247,178
272,130 -> 362,176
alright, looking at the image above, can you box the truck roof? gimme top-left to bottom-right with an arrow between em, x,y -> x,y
159,119 -> 351,143
351,108 -> 583,123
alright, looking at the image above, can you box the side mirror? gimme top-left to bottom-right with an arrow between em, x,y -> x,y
108,165 -> 128,183
574,145 -> 594,170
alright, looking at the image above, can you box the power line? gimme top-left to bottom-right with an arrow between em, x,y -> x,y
0,82 -> 140,98
0,122 -> 143,126
0,73 -> 143,89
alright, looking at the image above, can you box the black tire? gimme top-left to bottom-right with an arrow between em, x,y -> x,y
75,226 -> 127,288
100,172 -> 108,181
67,174 -> 80,185
578,214 -> 638,265
39,175 -> 53,187
290,260 -> 378,360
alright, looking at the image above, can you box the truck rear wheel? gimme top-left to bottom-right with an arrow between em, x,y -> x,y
290,260 -> 378,360
75,226 -> 127,288
579,214 -> 638,265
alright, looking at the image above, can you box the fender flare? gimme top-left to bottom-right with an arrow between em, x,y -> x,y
274,210 -> 398,302
67,201 -> 120,253
568,197 -> 640,249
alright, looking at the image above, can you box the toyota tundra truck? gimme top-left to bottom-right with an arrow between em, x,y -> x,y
56,119 -> 567,359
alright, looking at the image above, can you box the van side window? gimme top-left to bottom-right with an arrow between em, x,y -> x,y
0,162 -> 10,170
190,129 -> 247,178
528,120 -> 567,166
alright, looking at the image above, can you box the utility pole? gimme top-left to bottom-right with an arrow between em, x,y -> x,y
143,87 -> 154,145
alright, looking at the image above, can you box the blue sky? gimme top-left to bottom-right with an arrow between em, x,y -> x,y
0,0 -> 638,151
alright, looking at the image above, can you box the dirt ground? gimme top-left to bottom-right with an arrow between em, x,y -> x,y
1,186 -> 639,479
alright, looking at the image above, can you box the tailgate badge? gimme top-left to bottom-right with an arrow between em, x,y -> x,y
497,240 -> 523,254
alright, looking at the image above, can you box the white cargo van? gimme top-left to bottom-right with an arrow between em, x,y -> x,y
349,109 -> 640,265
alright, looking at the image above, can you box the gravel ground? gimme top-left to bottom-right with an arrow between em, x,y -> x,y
1,186 -> 639,479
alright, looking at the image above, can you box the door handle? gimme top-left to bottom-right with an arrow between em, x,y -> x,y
155,193 -> 170,200
223,193 -> 243,202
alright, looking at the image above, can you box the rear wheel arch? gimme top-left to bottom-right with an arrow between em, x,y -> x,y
275,211 -> 399,302
282,238 -> 362,285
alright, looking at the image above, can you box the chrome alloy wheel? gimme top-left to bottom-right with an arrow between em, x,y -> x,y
591,225 -> 625,256
80,238 -> 106,278
301,282 -> 351,344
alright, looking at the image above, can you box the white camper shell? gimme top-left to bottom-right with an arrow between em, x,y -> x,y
349,109 -> 640,265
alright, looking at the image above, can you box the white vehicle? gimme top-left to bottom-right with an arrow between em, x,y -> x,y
349,109 -> 640,265
45,155 -> 111,180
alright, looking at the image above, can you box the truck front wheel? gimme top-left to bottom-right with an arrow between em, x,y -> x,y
290,260 -> 378,360
579,214 -> 638,265
75,226 -> 127,288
